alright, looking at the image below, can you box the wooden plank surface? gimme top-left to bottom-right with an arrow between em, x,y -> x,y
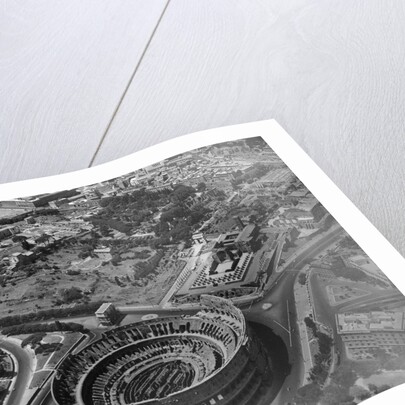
92,0 -> 405,256
2,0 -> 405,257
0,0 -> 167,183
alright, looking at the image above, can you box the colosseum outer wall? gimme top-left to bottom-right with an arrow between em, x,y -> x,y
52,295 -> 273,405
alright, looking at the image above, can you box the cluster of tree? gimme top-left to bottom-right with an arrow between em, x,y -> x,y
155,220 -> 191,243
4,264 -> 58,288
231,163 -> 270,186
0,275 -> 6,288
98,241 -> 150,263
294,383 -> 322,404
94,187 -> 173,228
298,273 -> 307,285
339,235 -> 362,250
307,362 -> 395,405
91,186 -> 206,242
103,238 -> 149,249
251,201 -> 268,219
16,263 -> 43,278
283,235 -> 297,250
322,214 -> 337,230
309,331 -> 334,385
21,332 -> 46,347
11,231 -> 78,263
303,317 -> 334,386
170,185 -> 196,204
90,218 -> 132,235
0,301 -> 103,328
77,236 -> 99,259
160,205 -> 187,223
368,383 -> 392,395
0,364 -> 6,378
295,365 -> 357,405
319,384 -> 355,405
91,184 -> 212,246
155,200 -> 209,244
196,182 -> 206,192
311,202 -> 328,222
324,365 -> 358,403
2,320 -> 85,338
59,287 -> 83,304
0,208 -> 62,226
109,253 -> 121,266
304,316 -> 317,333
245,137 -> 267,149
0,358 -> 13,379
133,251 -> 164,279
0,213 -> 30,226
329,261 -> 370,283
132,250 -> 150,259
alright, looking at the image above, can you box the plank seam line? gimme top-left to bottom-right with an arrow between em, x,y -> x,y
88,0 -> 172,167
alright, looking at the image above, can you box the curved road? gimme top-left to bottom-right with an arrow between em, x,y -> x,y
4,228 -> 345,405
243,227 -> 346,404
0,338 -> 34,405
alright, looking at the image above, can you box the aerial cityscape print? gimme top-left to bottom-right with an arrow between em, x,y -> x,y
1,136 -> 405,405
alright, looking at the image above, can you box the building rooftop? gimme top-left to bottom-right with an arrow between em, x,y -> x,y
95,302 -> 113,315
234,224 -> 257,243
337,311 -> 404,334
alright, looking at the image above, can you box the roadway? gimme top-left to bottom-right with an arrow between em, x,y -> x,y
0,338 -> 34,405
116,227 -> 345,405
0,332 -> 97,405
242,226 -> 346,404
6,226 -> 345,405
335,290 -> 405,312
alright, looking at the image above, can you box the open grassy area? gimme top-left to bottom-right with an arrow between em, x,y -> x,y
29,370 -> 51,389
13,331 -> 84,390
46,332 -> 82,368
0,243 -> 187,316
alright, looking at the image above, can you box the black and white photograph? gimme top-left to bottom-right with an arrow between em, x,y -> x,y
1,134 -> 405,405
3,2 -> 405,404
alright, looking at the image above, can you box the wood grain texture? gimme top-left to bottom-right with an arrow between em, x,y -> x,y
92,0 -> 405,256
0,0 -> 167,183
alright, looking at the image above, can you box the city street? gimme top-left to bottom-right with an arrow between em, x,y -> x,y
0,339 -> 34,405
243,226 -> 346,404
5,225 -> 345,405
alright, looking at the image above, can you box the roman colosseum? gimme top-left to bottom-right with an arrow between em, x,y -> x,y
51,295 -> 273,405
